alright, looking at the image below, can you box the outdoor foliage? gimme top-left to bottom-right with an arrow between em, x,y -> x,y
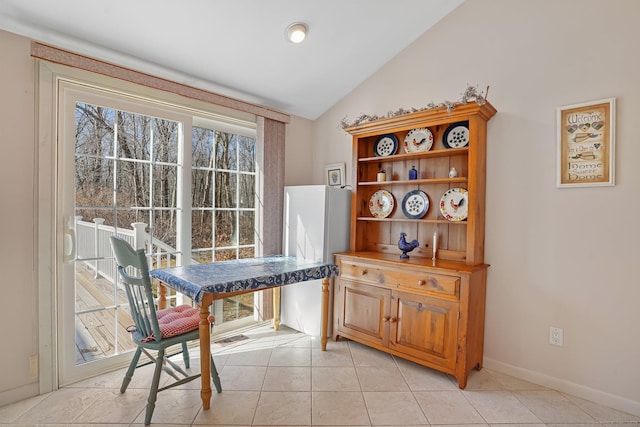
74,102 -> 256,260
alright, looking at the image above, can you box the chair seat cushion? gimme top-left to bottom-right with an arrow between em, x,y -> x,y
155,305 -> 213,339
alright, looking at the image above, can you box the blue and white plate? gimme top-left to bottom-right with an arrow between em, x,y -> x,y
401,190 -> 429,219
443,121 -> 469,149
374,134 -> 398,157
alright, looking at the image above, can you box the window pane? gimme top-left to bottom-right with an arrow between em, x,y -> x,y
192,209 -> 213,249
152,209 -> 176,249
75,103 -> 115,157
116,160 -> 149,207
215,210 -> 236,247
215,248 -> 237,262
192,249 -> 214,264
238,135 -> 255,172
215,132 -> 237,170
75,158 -> 114,211
116,111 -> 151,161
239,247 -> 255,259
192,169 -> 213,207
239,174 -> 254,208
153,164 -> 178,208
192,127 -> 214,168
216,171 -> 236,208
152,118 -> 178,164
239,211 -> 255,245
222,294 -> 253,322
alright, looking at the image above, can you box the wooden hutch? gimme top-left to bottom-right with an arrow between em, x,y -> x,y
333,101 -> 496,388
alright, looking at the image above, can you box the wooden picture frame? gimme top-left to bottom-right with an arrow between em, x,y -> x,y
324,162 -> 345,187
557,97 -> 615,188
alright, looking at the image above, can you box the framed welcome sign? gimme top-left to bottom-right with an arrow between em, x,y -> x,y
557,98 -> 615,188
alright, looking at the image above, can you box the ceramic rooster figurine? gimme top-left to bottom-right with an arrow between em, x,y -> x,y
398,232 -> 419,259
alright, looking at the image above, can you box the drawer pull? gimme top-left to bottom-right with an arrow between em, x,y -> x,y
418,277 -> 440,289
361,269 -> 368,276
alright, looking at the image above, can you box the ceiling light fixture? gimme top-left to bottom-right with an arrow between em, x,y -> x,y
286,22 -> 308,43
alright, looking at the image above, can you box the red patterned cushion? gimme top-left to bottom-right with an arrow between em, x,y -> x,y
155,305 -> 213,339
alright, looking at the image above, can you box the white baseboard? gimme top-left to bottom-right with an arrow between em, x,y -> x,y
0,382 -> 40,408
484,357 -> 640,417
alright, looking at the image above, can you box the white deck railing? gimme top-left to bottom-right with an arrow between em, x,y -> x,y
75,217 -> 184,304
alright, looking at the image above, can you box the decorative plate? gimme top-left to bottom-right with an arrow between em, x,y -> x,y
442,121 -> 470,149
403,128 -> 434,153
439,188 -> 468,222
401,190 -> 430,219
369,190 -> 395,218
374,134 -> 398,157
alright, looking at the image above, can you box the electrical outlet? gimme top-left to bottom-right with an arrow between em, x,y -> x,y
29,355 -> 38,379
549,327 -> 563,346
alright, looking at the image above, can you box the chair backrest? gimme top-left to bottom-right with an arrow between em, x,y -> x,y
109,235 -> 162,342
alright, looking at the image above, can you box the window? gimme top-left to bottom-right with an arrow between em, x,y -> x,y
191,126 -> 257,262
69,84 -> 260,366
191,124 -> 258,322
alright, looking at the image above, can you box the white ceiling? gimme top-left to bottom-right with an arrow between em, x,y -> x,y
0,0 -> 463,119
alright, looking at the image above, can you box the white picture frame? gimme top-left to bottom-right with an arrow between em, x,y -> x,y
324,162 -> 345,187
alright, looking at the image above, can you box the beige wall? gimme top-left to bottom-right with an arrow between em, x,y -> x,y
0,30 -> 39,403
313,0 -> 640,415
284,115 -> 314,186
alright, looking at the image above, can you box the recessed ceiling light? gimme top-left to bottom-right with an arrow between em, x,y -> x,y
286,22 -> 308,43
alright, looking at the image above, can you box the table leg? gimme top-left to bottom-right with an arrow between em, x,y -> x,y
273,287 -> 280,331
199,294 -> 213,410
321,277 -> 329,351
158,282 -> 167,310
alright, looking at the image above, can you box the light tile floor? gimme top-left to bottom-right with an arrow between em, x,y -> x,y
1,324 -> 639,426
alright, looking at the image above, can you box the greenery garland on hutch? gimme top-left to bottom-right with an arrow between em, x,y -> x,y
333,100 -> 496,388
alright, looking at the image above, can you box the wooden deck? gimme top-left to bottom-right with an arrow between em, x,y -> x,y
75,263 -> 137,364
74,262 -> 255,365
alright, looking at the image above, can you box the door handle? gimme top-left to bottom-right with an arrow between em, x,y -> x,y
63,216 -> 76,263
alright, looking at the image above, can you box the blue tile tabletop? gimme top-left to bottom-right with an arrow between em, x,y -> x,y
150,255 -> 339,303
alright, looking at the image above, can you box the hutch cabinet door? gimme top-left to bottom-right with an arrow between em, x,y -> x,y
336,280 -> 390,347
389,290 -> 458,371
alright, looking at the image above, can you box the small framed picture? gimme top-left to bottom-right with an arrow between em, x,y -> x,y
557,97 -> 615,188
324,162 -> 345,187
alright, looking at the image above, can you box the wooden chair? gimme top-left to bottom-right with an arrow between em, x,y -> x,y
109,235 -> 222,425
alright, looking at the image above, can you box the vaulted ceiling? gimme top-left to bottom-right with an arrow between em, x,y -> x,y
0,0 -> 463,119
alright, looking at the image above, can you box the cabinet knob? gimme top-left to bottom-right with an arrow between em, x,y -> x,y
383,316 -> 390,322
417,279 -> 425,286
361,269 -> 368,275
389,317 -> 397,323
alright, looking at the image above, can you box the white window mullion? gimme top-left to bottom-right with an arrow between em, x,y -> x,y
177,121 -> 191,268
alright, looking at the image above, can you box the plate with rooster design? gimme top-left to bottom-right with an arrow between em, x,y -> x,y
403,127 -> 433,153
369,190 -> 395,218
401,190 -> 429,219
439,188 -> 468,222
